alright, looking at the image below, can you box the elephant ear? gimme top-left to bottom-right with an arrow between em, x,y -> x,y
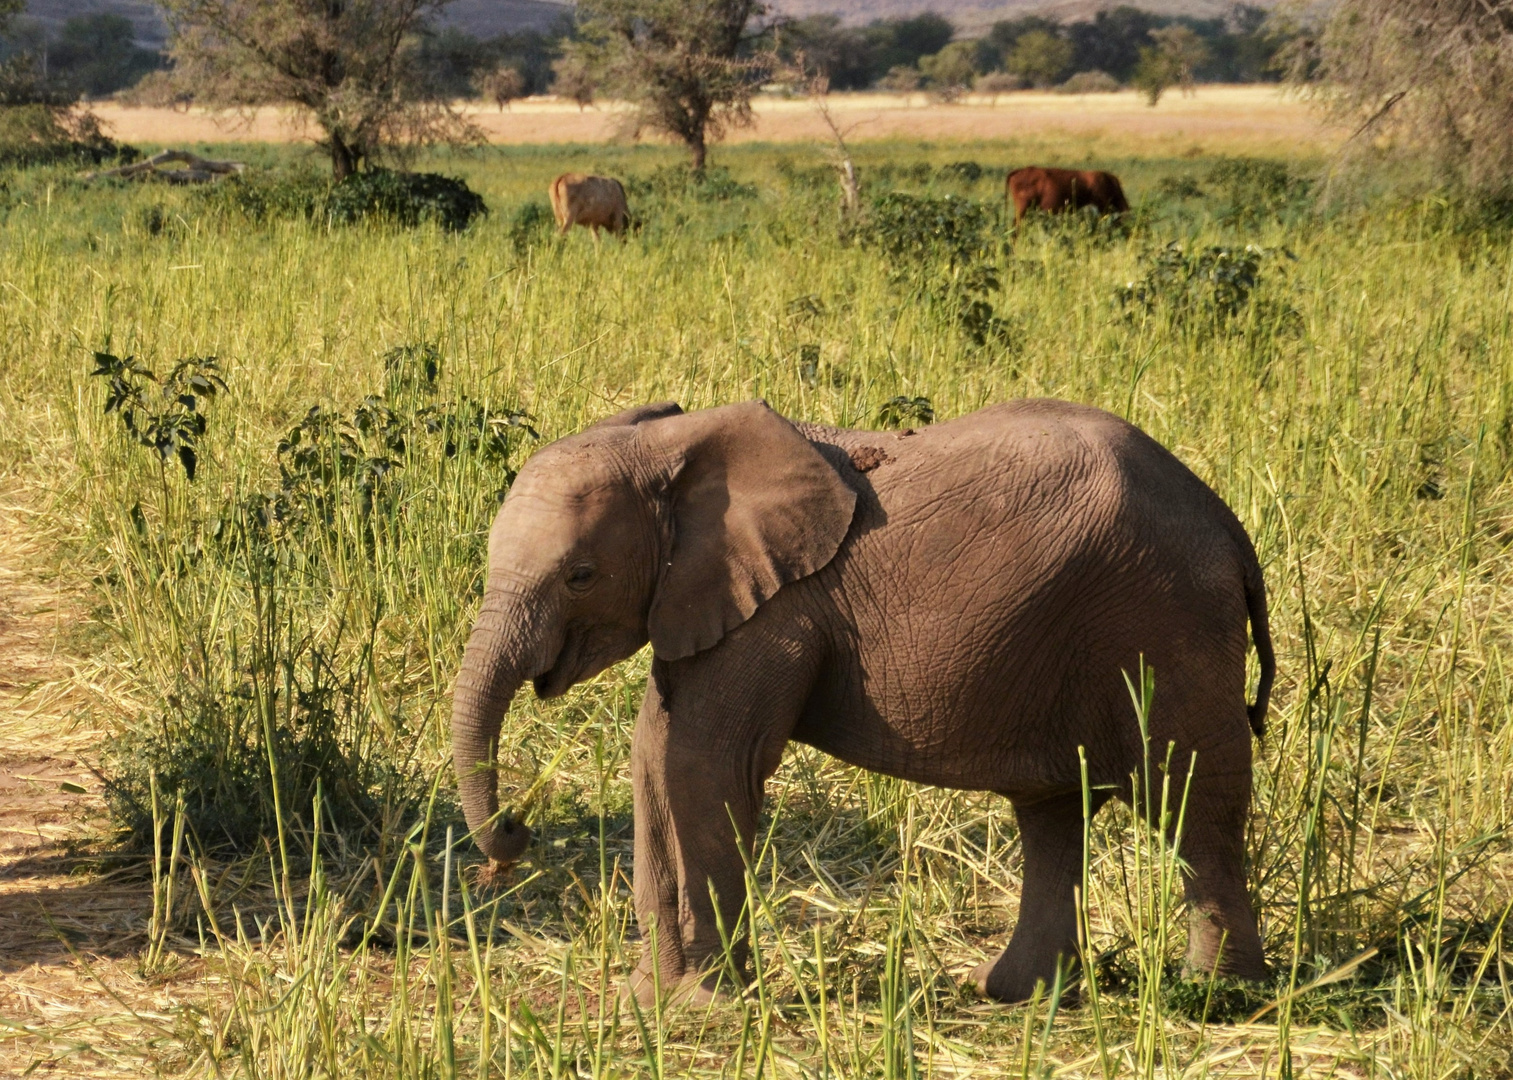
643,401 -> 857,661
590,401 -> 684,428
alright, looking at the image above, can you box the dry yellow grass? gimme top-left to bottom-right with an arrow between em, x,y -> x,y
91,85 -> 1338,155
0,484 -> 167,1077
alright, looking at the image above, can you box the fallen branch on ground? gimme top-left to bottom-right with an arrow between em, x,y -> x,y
84,150 -> 246,184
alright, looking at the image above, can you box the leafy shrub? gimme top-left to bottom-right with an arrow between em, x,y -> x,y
103,653 -> 407,852
975,71 -> 1023,96
101,344 -> 539,853
1116,241 -> 1294,328
1059,70 -> 1121,94
190,169 -> 328,223
865,192 -> 992,268
325,167 -> 488,231
132,204 -> 186,238
382,342 -> 441,393
866,161 -> 933,188
1207,157 -> 1312,223
0,102 -> 136,168
1155,175 -> 1205,200
876,395 -> 935,428
192,167 -> 488,231
937,160 -> 984,183
507,198 -> 555,252
1413,188 -> 1513,243
625,164 -> 757,203
91,353 -> 226,480
865,192 -> 1018,348
775,158 -> 833,191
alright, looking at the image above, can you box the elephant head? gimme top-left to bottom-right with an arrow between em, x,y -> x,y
451,400 -> 858,867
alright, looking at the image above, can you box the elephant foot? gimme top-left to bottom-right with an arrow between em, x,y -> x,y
970,952 -> 1073,1004
1182,945 -> 1269,985
622,966 -> 738,1011
1184,910 -> 1269,984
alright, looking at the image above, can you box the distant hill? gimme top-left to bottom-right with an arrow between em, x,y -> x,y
16,0 -> 1274,56
19,0 -> 574,53
769,0 -> 1280,33
434,0 -> 573,37
20,0 -> 169,50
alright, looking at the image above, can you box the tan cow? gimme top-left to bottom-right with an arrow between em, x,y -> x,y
548,173 -> 630,237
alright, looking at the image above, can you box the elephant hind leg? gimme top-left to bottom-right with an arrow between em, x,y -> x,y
974,790 -> 1109,1002
1177,782 -> 1268,981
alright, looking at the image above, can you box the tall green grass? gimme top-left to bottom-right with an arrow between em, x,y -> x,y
1,140 -> 1510,1075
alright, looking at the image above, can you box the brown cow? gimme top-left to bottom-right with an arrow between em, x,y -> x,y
548,173 -> 630,237
1007,167 -> 1129,227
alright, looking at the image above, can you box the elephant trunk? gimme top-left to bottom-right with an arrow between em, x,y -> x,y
451,599 -> 537,865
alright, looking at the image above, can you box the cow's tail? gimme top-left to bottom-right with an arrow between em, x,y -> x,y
613,178 -> 631,235
1224,512 -> 1275,738
548,175 -> 568,229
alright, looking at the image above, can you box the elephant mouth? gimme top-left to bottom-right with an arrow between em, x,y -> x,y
532,631 -> 584,699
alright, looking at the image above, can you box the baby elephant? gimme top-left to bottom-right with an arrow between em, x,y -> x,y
548,172 -> 629,237
451,399 -> 1274,1005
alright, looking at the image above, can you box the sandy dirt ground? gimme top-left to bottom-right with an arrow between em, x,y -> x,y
0,492 -> 175,1077
92,85 -> 1339,155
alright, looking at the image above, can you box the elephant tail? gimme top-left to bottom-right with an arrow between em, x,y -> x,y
1240,542 -> 1275,739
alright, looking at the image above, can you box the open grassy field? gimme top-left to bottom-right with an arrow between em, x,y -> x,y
90,86 -> 1335,157
0,125 -> 1510,1078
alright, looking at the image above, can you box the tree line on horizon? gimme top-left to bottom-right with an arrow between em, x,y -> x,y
774,6 -> 1290,98
0,3 -> 1291,107
2,0 -> 1508,199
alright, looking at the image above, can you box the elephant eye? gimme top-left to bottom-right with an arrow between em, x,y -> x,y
566,563 -> 595,587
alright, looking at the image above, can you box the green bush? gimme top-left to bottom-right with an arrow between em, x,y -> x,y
1207,157 -> 1313,223
325,167 -> 488,231
864,191 -> 993,268
103,655 -> 409,852
1116,241 -> 1295,328
507,197 -> 555,252
95,339 -> 537,853
625,164 -> 757,203
866,161 -> 934,188
190,169 -> 328,223
1154,174 -> 1205,201
937,160 -> 985,183
0,102 -> 136,168
192,166 -> 489,231
864,192 -> 1018,348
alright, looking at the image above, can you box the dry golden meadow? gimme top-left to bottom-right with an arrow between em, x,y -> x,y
0,92 -> 1509,1078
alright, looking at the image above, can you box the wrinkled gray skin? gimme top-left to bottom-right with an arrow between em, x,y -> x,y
452,399 -> 1275,1005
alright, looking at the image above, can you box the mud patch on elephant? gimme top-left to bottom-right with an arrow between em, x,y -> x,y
848,445 -> 893,473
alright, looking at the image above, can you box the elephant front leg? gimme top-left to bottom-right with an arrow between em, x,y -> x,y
974,790 -> 1108,1002
626,678 -> 772,1007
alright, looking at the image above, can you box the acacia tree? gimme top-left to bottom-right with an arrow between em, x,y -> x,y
477,65 -> 525,111
158,0 -> 476,178
1007,30 -> 1073,88
919,40 -> 978,101
550,53 -> 597,109
1312,0 -> 1513,187
568,0 -> 771,171
1133,25 -> 1210,105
